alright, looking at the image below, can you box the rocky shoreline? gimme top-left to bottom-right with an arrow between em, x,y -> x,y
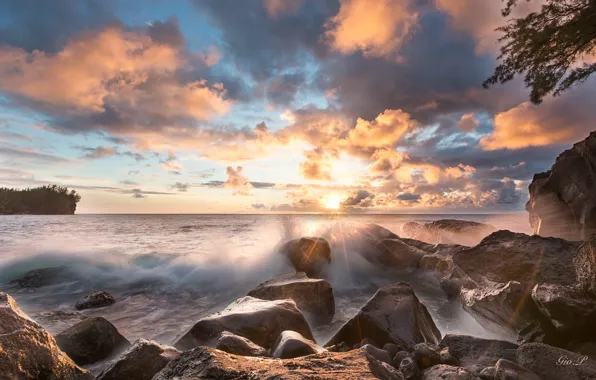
1,219 -> 596,379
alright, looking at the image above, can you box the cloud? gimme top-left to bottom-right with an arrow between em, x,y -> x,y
81,146 -> 118,159
324,0 -> 419,59
120,180 -> 139,186
299,147 -> 334,181
171,182 -> 190,192
264,0 -> 304,18
224,166 -> 253,196
251,202 -> 266,209
342,189 -> 374,207
396,192 -> 420,202
0,145 -> 73,163
456,113 -> 480,132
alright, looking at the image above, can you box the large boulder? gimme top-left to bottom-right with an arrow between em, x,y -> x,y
325,283 -> 441,350
371,239 -> 426,271
55,317 -> 131,365
517,343 -> 596,380
153,346 -> 395,380
272,330 -> 325,359
173,296 -> 314,351
402,219 -> 496,246
440,334 -> 518,375
247,272 -> 335,324
97,339 -> 181,380
215,331 -> 268,357
575,234 -> 596,293
526,131 -> 596,241
0,293 -> 92,380
279,237 -> 331,277
75,290 -> 116,310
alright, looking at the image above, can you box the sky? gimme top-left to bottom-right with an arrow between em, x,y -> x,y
0,0 -> 594,214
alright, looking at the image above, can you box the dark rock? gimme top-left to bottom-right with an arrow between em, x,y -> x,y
325,283 -> 441,350
0,292 -> 92,380
440,334 -> 518,375
413,342 -> 441,369
494,358 -> 542,380
383,343 -> 401,358
362,344 -> 392,365
279,237 -> 331,277
153,346 -> 391,380
439,348 -> 458,366
393,351 -> 411,369
419,255 -> 451,273
371,239 -> 426,271
526,132 -> 596,240
33,310 -> 89,336
173,296 -> 314,351
272,330 -> 324,359
327,341 -> 350,352
402,219 -> 496,246
516,319 -> 563,346
440,278 -> 463,301
367,355 -> 406,380
517,342 -> 596,380
215,331 -> 268,357
324,223 -> 399,263
400,356 -> 421,380
247,272 -> 335,325
575,234 -> 596,293
75,290 -> 116,310
478,367 -> 496,380
55,317 -> 131,365
96,339 -> 180,380
359,337 -> 380,349
8,266 -> 80,289
422,364 -> 480,379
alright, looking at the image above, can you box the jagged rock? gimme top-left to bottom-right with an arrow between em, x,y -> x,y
55,317 -> 131,365
494,359 -> 542,380
423,364 -> 480,379
393,351 -> 411,369
383,343 -> 401,358
96,339 -> 180,380
362,344 -> 392,365
153,346 -> 396,380
8,266 -> 80,289
532,283 -> 596,341
369,239 -> 426,271
325,283 -> 441,350
440,335 -> 517,375
439,348 -> 458,366
279,237 -> 331,277
575,234 -> 596,293
324,223 -> 399,262
33,310 -> 89,336
478,367 -> 496,380
0,293 -> 92,380
419,255 -> 451,273
526,132 -> 596,241
75,290 -> 116,310
215,331 -> 268,357
367,357 -> 406,380
173,296 -> 314,351
517,343 -> 596,380
247,272 -> 335,324
272,330 -> 325,359
327,342 -> 350,352
400,356 -> 420,379
413,342 -> 441,369
402,220 -> 496,246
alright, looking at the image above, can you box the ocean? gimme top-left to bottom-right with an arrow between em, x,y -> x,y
0,213 -> 532,349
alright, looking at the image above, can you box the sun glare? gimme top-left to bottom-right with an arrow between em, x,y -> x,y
323,193 -> 344,210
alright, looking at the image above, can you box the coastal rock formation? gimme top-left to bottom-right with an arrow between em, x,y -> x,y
439,334 -> 518,375
0,293 -> 92,380
173,296 -> 314,351
8,266 -> 81,289
247,272 -> 335,324
362,344 -> 393,365
215,331 -> 268,357
401,219 -> 496,246
493,359 -> 542,380
96,339 -> 180,380
517,343 -> 596,380
279,237 -> 331,277
325,223 -> 399,259
272,330 -> 325,359
33,310 -> 89,335
325,283 -> 441,350
55,317 -> 131,365
75,290 -> 116,310
575,233 -> 596,293
153,346 -> 395,380
422,364 -> 480,379
371,239 -> 426,271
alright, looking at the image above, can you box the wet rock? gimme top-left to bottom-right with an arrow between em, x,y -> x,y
413,342 -> 441,369
440,335 -> 517,375
423,364 -> 480,379
370,239 -> 426,271
0,293 -> 92,380
153,346 -> 391,380
215,331 -> 268,357
402,220 -> 496,246
517,342 -> 596,380
8,266 -> 80,289
324,223 -> 399,261
272,330 -> 325,359
362,344 -> 392,365
325,283 -> 441,350
173,296 -> 314,351
96,339 -> 180,380
494,359 -> 542,380
526,132 -> 596,240
383,343 -> 401,358
55,316 -> 131,365
367,355 -> 406,380
75,290 -> 116,310
478,367 -> 496,380
400,356 -> 421,380
279,237 -> 331,277
247,272 -> 335,324
419,255 -> 451,273
575,234 -> 596,293
393,351 -> 411,369
33,310 -> 89,336
439,348 -> 458,366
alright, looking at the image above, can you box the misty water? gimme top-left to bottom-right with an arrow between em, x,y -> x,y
0,214 -> 532,349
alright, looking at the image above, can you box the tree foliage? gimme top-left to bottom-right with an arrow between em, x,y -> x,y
0,185 -> 81,215
484,0 -> 596,104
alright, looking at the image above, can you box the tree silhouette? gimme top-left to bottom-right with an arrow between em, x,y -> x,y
0,185 -> 81,215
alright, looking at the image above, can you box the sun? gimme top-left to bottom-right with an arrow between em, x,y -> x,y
323,193 -> 344,210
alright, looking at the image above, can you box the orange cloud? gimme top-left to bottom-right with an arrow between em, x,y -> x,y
457,113 -> 480,132
345,109 -> 415,151
224,166 -> 254,196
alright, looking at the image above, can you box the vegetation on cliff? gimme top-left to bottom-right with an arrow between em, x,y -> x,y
0,185 -> 81,215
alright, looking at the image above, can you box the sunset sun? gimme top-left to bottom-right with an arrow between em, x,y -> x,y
323,194 -> 344,210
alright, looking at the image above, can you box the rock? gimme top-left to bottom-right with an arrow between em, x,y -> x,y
215,331 -> 268,357
75,290 -> 116,310
0,293 -> 92,380
272,330 -> 325,359
8,266 -> 80,289
400,356 -> 421,380
324,223 -> 399,262
55,317 -> 131,365
279,237 -> 331,277
575,234 -> 596,293
173,296 -> 314,351
370,239 -> 426,270
419,255 -> 451,273
413,342 -> 441,369
327,341 -> 350,352
423,364 -> 480,379
325,283 -> 441,350
478,367 -> 496,380
517,342 -> 596,380
362,344 -> 392,365
153,346 -> 394,380
494,359 -> 542,380
439,348 -> 458,366
96,339 -> 180,380
383,343 -> 401,358
33,310 -> 89,336
368,356 -> 406,380
531,283 -> 596,341
247,272 -> 335,324
393,351 -> 411,368
402,220 -> 496,246
440,335 -> 518,375
526,132 -> 596,241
